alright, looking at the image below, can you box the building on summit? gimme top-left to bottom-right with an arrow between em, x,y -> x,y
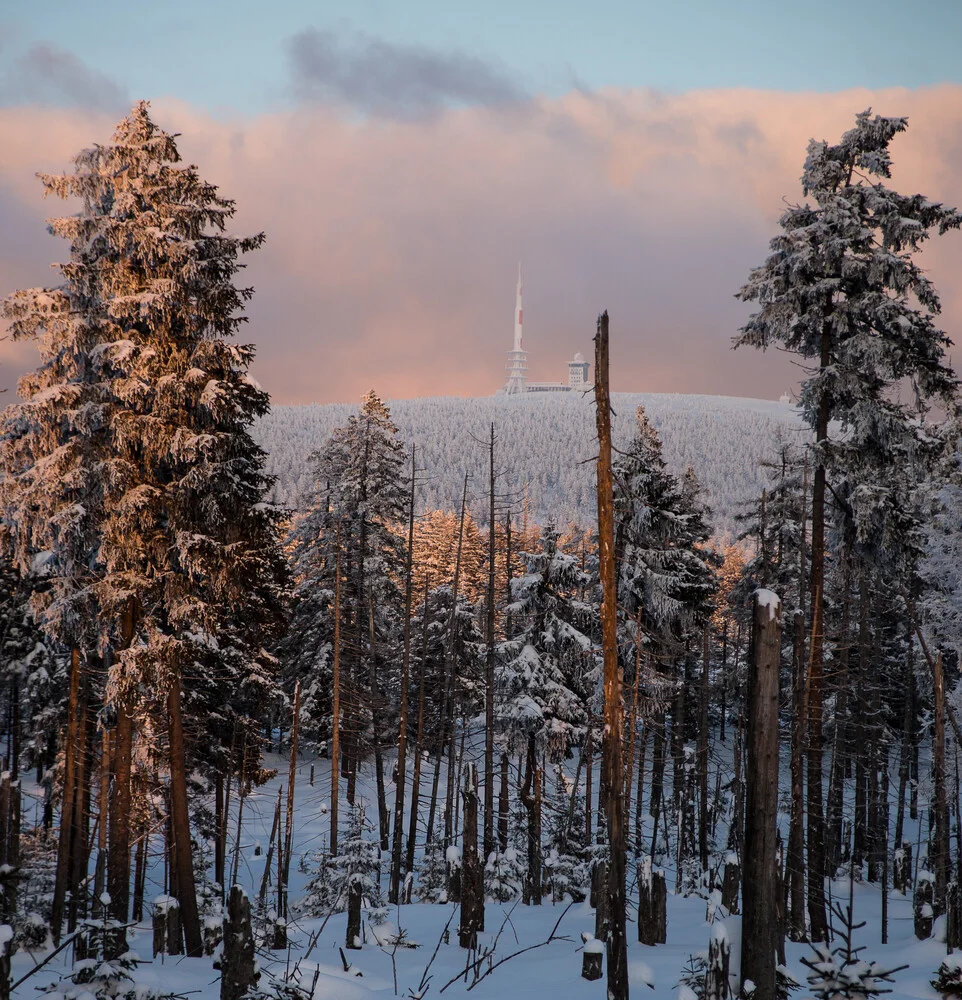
501,265 -> 590,394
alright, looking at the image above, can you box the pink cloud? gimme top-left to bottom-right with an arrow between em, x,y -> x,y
0,86 -> 960,405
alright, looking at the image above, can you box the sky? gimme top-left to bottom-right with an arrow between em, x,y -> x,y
0,1 -> 961,405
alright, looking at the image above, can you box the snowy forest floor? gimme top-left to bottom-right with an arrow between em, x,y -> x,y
9,748 -> 954,1000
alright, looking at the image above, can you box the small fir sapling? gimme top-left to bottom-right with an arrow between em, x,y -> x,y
300,804 -> 385,922
544,765 -> 590,902
41,906 -> 169,1000
800,903 -> 907,1000
415,833 -> 449,904
484,848 -> 524,903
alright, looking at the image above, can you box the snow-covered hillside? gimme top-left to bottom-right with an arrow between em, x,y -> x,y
253,393 -> 805,536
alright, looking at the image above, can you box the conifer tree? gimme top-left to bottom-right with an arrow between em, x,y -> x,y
0,102 -> 287,954
286,391 -> 407,823
736,110 -> 961,939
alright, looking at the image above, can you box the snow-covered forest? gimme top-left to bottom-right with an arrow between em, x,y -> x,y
3,103 -> 962,1000
253,393 -> 803,535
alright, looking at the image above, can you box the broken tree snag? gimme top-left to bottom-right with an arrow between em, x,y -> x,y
459,762 -> 483,949
582,935 -> 604,981
637,855 -> 667,945
152,895 -> 183,957
741,589 -> 781,1000
346,877 -> 363,950
594,311 -> 628,1000
221,886 -> 257,1000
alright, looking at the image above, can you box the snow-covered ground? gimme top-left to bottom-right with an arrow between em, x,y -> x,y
9,741 -> 953,1000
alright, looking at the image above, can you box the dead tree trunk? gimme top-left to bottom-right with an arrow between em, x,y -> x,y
595,311 -> 628,1000
459,763 -> 483,948
221,886 -> 257,1000
519,737 -> 542,905
805,324 -> 831,943
741,590 -> 781,1000
443,475 -> 469,850
167,667 -> 203,956
484,426 -> 497,861
391,447 -> 417,903
932,650 -> 950,913
406,577 -> 431,874
698,628 -> 710,872
331,529 -> 342,857
786,457 -> 807,940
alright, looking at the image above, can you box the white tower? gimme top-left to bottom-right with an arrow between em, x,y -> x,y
568,351 -> 590,389
503,262 -> 528,393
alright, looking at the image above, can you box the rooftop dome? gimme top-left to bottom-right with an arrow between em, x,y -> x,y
572,352 -> 585,363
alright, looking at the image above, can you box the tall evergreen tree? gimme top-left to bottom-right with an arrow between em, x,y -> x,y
735,109 -> 961,939
0,102 -> 287,954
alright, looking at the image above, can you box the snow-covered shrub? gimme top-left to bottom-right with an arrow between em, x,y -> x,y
932,957 -> 962,1000
41,911 -> 169,1000
298,804 -> 384,921
416,839 -> 448,903
544,848 -> 589,902
484,848 -> 524,903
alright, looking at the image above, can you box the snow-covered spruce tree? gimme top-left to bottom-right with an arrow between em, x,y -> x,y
0,102 -> 287,955
284,391 -> 407,820
495,523 -> 598,903
613,406 -> 716,637
613,408 -> 717,881
299,803 -> 384,942
735,110 -> 961,940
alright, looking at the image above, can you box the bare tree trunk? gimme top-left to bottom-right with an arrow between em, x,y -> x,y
484,424 -> 497,861
443,475 -> 469,848
406,578 -> 430,874
786,457 -> 807,939
806,323 -> 831,943
281,682 -> 300,921
51,648 -> 83,944
391,447 -> 417,903
331,530 -> 342,856
459,763 -> 483,948
698,628 -> 710,872
167,667 -> 202,956
742,591 -> 781,1000
107,598 -> 136,955
68,656 -> 93,938
520,737 -> 542,905
594,312 -> 628,1000
933,650 -> 950,913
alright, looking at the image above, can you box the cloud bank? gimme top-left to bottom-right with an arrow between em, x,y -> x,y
0,41 -> 127,112
0,85 -> 960,407
287,28 -> 525,119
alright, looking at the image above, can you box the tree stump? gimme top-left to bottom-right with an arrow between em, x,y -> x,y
947,882 -> 962,949
637,856 -> 667,945
721,856 -> 740,915
706,924 -> 731,1000
152,896 -> 183,956
346,877 -> 362,950
582,936 -> 604,980
915,874 -> 935,940
0,923 -> 12,1000
221,886 -> 257,1000
203,915 -> 223,957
